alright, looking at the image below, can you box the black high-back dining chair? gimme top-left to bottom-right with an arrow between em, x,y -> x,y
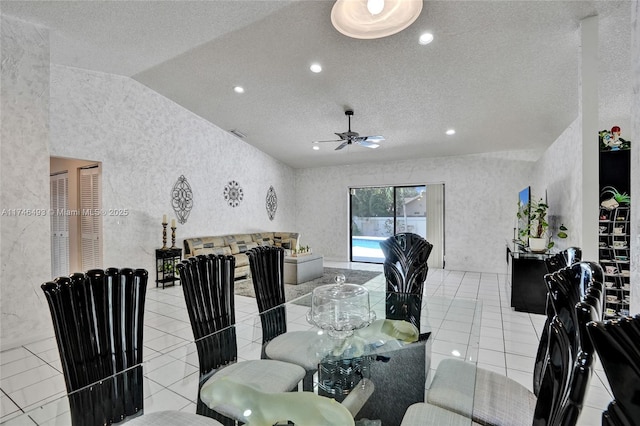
420,261 -> 603,426
177,255 -> 237,422
545,246 -> 582,273
587,314 -> 640,426
380,233 -> 433,335
41,268 -> 148,426
534,247 -> 584,395
246,246 -> 287,345
178,254 -> 305,425
246,246 -> 322,391
533,259 -> 604,397
534,268 -> 602,424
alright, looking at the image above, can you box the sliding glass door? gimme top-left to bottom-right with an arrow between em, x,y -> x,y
349,184 -> 444,267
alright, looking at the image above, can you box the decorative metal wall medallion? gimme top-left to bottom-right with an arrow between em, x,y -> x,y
224,180 -> 244,207
266,186 -> 277,220
172,175 -> 193,224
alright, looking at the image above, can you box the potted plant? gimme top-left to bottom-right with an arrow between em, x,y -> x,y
600,186 -> 630,206
518,197 -> 550,252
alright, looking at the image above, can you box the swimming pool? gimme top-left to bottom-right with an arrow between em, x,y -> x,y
351,236 -> 386,263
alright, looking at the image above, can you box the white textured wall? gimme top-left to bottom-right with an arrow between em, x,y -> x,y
1,53 -> 296,350
49,65 -> 297,280
0,16 -> 52,349
530,118 -> 583,252
294,151 -> 536,273
631,0 -> 639,315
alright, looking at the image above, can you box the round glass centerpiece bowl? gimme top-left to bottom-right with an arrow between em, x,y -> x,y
306,274 -> 376,338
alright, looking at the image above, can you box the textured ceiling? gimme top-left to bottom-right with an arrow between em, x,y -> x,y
1,0 -> 633,168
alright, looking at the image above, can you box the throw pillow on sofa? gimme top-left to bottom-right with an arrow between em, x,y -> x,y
229,241 -> 259,254
251,233 -> 275,246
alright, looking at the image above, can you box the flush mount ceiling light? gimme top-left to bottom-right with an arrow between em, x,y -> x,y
331,0 -> 423,39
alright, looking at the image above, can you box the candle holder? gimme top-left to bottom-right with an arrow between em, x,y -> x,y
171,226 -> 176,248
162,221 -> 168,249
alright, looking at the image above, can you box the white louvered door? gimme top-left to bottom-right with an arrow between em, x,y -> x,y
50,172 -> 69,278
80,166 -> 103,270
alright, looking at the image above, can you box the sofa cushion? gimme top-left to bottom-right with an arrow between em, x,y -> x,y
236,264 -> 250,278
193,246 -> 232,256
185,236 -> 227,256
230,241 -> 259,254
224,234 -> 254,245
251,233 -> 275,246
234,254 -> 250,268
273,232 -> 300,250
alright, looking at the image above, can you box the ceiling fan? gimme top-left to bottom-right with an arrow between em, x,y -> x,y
313,110 -> 385,151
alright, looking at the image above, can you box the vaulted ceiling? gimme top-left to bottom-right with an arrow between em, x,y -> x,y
2,1 -> 632,168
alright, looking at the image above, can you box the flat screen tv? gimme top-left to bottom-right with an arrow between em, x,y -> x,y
517,186 -> 530,241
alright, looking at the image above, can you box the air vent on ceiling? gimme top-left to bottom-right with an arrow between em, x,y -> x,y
229,129 -> 246,139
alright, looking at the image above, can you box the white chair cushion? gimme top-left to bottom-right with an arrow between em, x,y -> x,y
264,331 -> 325,370
126,411 -> 223,425
427,359 -> 536,426
402,403 -> 483,426
201,359 -> 305,421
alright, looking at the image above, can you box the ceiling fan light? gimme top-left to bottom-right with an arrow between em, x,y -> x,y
367,0 -> 385,15
331,0 -> 423,40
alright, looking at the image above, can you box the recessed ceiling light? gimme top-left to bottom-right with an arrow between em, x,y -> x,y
313,145 -> 320,150
446,129 -> 456,136
310,63 -> 322,73
419,32 -> 434,45
233,86 -> 244,94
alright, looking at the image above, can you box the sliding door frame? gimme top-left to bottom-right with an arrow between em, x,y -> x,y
349,183 -> 445,267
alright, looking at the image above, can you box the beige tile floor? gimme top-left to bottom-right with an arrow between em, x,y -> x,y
0,261 -> 612,425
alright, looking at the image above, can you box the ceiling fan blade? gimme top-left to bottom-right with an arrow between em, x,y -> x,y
361,135 -> 385,143
335,132 -> 349,140
357,140 -> 380,149
335,141 -> 350,151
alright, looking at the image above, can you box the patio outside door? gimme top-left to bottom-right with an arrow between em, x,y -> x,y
349,184 -> 444,267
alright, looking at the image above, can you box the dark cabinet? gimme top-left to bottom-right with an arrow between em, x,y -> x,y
507,246 -> 552,315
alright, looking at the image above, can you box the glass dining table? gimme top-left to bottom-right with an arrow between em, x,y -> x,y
3,289 -> 481,426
